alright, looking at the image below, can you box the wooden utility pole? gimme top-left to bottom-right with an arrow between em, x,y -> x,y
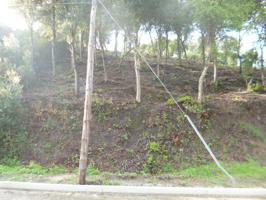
79,0 -> 97,185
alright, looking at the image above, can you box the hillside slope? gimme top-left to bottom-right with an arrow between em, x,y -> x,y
21,55 -> 266,173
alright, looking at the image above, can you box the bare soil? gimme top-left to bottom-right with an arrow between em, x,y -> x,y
21,55 -> 266,173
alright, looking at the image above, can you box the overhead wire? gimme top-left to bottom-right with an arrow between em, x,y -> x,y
96,0 -> 235,184
7,2 -> 90,8
7,0 -> 236,184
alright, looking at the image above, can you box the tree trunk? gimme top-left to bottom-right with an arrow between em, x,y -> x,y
114,29 -> 118,57
165,30 -> 169,63
98,30 -> 107,82
148,30 -> 156,55
181,39 -> 187,60
70,39 -> 79,97
176,31 -> 182,61
198,64 -> 209,103
79,31 -> 85,61
198,25 -> 216,104
30,22 -> 35,72
123,31 -> 127,54
207,23 -> 217,82
79,0 -> 97,185
26,6 -> 36,74
206,28 -> 216,63
156,28 -> 162,77
51,0 -> 56,77
84,31 -> 89,53
261,46 -> 264,86
134,52 -> 141,103
201,31 -> 206,65
157,55 -> 160,77
198,30 -> 207,104
134,27 -> 141,103
237,31 -> 242,74
213,61 -> 217,83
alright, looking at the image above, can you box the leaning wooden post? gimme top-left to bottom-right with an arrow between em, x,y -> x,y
79,0 -> 97,185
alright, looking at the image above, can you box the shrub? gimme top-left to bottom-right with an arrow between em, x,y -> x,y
165,98 -> 175,106
0,65 -> 26,161
247,79 -> 265,93
144,142 -> 168,174
177,95 -> 204,114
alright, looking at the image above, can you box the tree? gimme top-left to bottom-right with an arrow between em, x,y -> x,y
134,26 -> 141,103
35,0 -> 57,77
0,67 -> 24,159
164,0 -> 192,61
242,48 -> 258,68
122,0 -> 146,102
252,0 -> 266,85
218,36 -> 238,66
0,26 -> 12,62
96,2 -> 114,82
79,0 -> 97,185
57,0 -> 89,97
51,0 -> 56,77
190,0 -> 257,103
11,0 -> 42,73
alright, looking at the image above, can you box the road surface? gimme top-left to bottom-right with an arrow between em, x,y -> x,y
0,182 -> 265,200
1,190 -> 266,200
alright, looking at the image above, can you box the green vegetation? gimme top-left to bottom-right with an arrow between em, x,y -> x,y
144,142 -> 168,174
247,80 -> 265,93
239,122 -> 264,139
177,96 -> 205,114
1,160 -> 265,187
242,49 -> 258,68
166,96 -> 205,114
93,97 -> 113,122
0,64 -> 27,161
179,160 -> 266,181
165,98 -> 175,107
87,164 -> 101,176
0,161 -> 67,175
0,0 -> 265,185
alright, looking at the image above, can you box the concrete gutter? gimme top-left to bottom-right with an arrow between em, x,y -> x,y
0,181 -> 266,198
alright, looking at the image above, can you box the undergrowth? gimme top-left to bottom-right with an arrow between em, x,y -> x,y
0,160 -> 67,175
165,95 -> 205,114
239,122 -> 264,139
178,160 -> 266,180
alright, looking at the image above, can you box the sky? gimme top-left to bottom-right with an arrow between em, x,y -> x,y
106,30 -> 260,54
0,0 -> 27,30
0,0 -> 264,60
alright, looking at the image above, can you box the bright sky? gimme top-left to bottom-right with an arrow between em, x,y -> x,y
0,0 -> 27,30
0,0 -> 264,60
107,29 -> 261,54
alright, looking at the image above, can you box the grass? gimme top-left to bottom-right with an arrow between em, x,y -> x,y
0,161 -> 67,175
178,160 -> 266,180
239,122 -> 264,139
87,164 -> 101,176
0,161 -> 101,176
0,160 -> 265,187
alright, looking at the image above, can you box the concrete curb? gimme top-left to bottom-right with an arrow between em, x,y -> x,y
0,181 -> 266,198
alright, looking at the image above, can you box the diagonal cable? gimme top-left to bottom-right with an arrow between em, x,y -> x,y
97,0 -> 235,184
